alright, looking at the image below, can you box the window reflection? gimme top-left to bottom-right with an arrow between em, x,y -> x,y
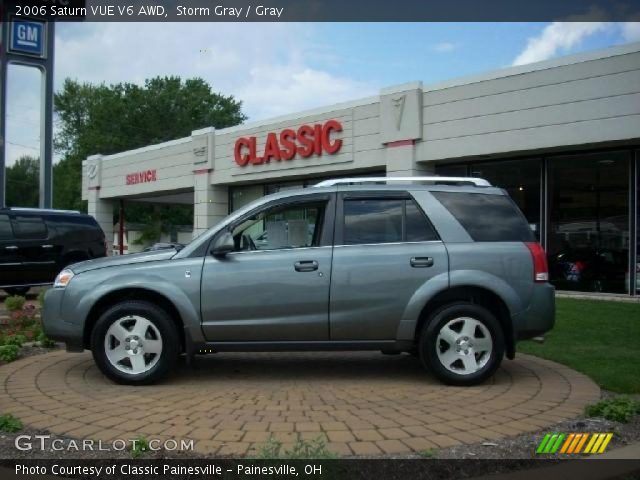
548,152 -> 630,294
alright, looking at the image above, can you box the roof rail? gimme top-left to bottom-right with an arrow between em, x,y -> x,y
4,207 -> 81,214
314,176 -> 491,187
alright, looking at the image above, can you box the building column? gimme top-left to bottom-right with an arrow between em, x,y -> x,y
191,127 -> 227,239
84,154 -> 114,255
88,191 -> 114,255
379,82 -> 431,177
193,175 -> 228,239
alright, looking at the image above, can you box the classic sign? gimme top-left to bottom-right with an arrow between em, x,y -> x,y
234,120 -> 343,167
126,169 -> 157,185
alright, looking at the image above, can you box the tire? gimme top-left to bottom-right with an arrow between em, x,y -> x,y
91,300 -> 179,385
4,287 -> 30,296
419,302 -> 504,386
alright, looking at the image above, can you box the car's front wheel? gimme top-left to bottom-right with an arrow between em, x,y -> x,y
419,302 -> 504,386
91,300 -> 179,385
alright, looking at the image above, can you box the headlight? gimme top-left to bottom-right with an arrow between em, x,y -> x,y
54,269 -> 75,288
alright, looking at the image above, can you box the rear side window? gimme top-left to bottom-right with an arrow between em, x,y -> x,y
0,214 -> 14,240
12,216 -> 48,240
431,191 -> 534,242
343,198 -> 438,245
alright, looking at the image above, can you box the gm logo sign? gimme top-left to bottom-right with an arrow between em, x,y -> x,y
9,20 -> 46,58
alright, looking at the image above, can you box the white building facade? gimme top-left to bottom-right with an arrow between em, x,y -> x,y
83,42 -> 640,295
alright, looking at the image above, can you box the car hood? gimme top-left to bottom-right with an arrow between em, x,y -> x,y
69,249 -> 177,274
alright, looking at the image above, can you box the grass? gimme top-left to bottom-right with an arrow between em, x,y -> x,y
585,397 -> 640,423
130,435 -> 149,458
518,298 -> 640,394
0,414 -> 23,433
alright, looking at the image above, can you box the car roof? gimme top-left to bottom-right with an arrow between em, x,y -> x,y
0,207 -> 84,216
264,182 -> 506,202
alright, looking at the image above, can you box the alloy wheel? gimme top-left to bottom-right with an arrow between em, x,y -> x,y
435,316 -> 492,375
104,315 -> 163,375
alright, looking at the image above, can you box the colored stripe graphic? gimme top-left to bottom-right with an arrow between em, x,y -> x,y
592,433 -> 606,453
550,433 -> 565,453
538,433 -> 613,454
536,433 -> 552,454
584,433 -> 599,454
574,433 -> 589,453
544,433 -> 559,453
559,433 -> 575,454
597,433 -> 613,453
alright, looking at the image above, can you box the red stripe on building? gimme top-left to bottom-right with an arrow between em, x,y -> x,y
385,139 -> 415,148
193,168 -> 212,175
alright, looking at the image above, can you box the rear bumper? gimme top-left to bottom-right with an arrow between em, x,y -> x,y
41,288 -> 84,351
513,283 -> 556,340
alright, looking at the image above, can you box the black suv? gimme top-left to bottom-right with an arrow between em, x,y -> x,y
0,208 -> 107,296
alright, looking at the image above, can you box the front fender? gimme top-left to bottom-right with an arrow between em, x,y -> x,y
61,257 -> 205,343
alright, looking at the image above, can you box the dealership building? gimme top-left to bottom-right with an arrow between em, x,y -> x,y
82,42 -> 640,295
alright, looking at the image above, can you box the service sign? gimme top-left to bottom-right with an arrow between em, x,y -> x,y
234,120 -> 343,167
126,169 -> 157,185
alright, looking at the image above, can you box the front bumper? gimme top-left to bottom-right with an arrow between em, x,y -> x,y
513,283 -> 556,340
42,288 -> 84,352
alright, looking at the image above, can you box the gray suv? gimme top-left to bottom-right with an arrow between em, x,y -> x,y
42,177 -> 554,386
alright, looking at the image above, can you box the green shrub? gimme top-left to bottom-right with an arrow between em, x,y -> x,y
0,345 -> 19,362
4,296 -> 25,312
4,334 -> 26,348
585,397 -> 640,423
0,414 -> 23,433
37,332 -> 56,348
418,448 -> 436,458
37,290 -> 47,308
254,435 -> 337,459
130,436 -> 149,458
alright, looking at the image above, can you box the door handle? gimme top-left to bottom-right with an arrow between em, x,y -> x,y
410,257 -> 434,268
294,260 -> 319,272
5,246 -> 18,251
41,245 -> 54,249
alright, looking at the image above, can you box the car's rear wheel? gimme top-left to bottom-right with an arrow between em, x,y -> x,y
91,300 -> 178,385
419,302 -> 504,386
4,287 -> 30,296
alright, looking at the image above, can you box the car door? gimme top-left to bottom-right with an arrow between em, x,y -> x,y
0,213 -> 23,287
11,215 -> 56,284
329,191 -> 449,340
200,193 -> 335,342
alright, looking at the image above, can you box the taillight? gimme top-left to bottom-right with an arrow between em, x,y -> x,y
525,242 -> 549,282
573,260 -> 586,273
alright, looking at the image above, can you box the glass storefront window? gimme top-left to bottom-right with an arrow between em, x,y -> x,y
434,164 -> 468,177
230,185 -> 264,212
548,151 -> 630,294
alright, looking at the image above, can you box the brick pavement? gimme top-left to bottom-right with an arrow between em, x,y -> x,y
0,351 -> 600,457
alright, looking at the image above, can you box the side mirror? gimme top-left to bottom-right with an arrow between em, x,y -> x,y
211,232 -> 235,257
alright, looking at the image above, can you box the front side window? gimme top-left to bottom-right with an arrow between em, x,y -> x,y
231,201 -> 325,251
0,215 -> 14,241
343,198 -> 438,245
12,216 -> 47,240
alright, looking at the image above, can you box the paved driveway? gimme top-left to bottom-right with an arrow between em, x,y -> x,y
0,351 -> 599,456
